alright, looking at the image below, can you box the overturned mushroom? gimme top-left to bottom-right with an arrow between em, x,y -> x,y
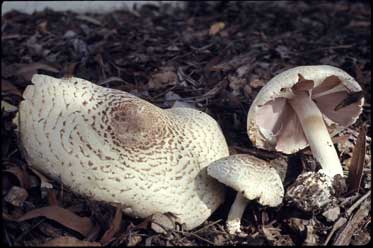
247,65 -> 364,211
207,154 -> 284,234
14,74 -> 229,230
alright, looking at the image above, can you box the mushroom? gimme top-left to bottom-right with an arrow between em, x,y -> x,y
14,74 -> 230,230
207,154 -> 284,234
247,65 -> 364,211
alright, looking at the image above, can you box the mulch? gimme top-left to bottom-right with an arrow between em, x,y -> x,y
1,1 -> 371,246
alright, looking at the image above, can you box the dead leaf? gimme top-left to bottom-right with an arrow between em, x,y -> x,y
292,74 -> 314,93
209,22 -> 225,36
16,63 -> 59,82
346,125 -> 367,193
148,71 -> 177,89
1,79 -> 22,97
41,236 -> 101,247
47,188 -> 58,206
27,167 -> 53,189
4,186 -> 28,207
100,206 -> 122,245
3,165 -> 31,189
17,206 -> 94,237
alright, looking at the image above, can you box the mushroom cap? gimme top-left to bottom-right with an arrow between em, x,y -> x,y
247,65 -> 364,154
207,154 -> 284,207
15,74 -> 229,230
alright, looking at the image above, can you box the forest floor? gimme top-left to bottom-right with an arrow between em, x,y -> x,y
1,1 -> 371,246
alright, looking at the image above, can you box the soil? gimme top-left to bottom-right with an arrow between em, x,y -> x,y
1,1 -> 371,246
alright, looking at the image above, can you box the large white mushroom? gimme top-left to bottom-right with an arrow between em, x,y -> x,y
14,74 -> 230,230
247,65 -> 364,211
207,154 -> 284,234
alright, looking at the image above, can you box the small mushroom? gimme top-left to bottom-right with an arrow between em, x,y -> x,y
247,65 -> 364,178
14,74 -> 230,230
247,65 -> 364,212
207,154 -> 284,234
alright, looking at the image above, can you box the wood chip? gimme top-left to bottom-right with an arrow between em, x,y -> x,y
249,78 -> 265,88
4,186 -> 28,207
209,22 -> 225,36
151,213 -> 176,234
322,206 -> 340,222
148,71 -> 177,89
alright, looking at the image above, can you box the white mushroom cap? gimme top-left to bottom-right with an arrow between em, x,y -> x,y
15,74 -> 229,230
207,154 -> 284,234
247,65 -> 363,154
208,154 -> 284,207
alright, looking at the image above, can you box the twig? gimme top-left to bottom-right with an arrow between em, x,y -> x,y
14,218 -> 46,244
333,199 -> 370,245
176,220 -> 224,244
340,193 -> 360,208
150,84 -> 178,100
4,226 -> 13,246
323,190 -> 371,245
346,190 -> 371,217
7,148 -> 18,159
172,228 -> 216,245
192,219 -> 222,234
323,217 -> 347,245
296,44 -> 354,55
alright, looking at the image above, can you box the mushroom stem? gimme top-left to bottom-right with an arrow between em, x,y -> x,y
288,92 -> 343,177
226,192 -> 249,234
